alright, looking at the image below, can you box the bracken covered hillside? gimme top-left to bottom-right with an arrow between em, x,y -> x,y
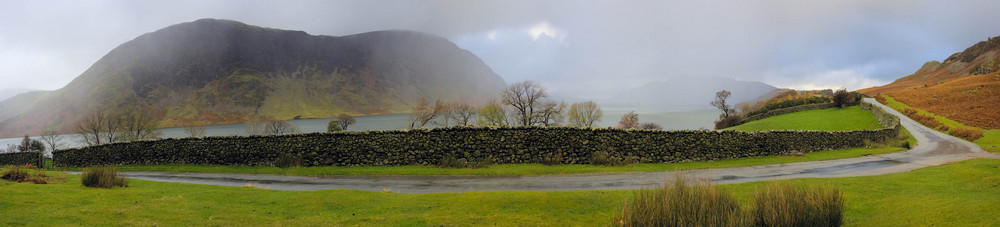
860,36 -> 1000,129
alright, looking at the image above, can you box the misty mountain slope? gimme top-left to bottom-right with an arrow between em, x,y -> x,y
0,18 -> 506,137
607,76 -> 778,111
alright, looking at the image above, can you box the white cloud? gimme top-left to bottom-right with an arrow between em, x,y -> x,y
765,65 -> 889,91
526,22 -> 567,44
487,30 -> 498,41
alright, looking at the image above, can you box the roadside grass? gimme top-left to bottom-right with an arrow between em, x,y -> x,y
727,106 -> 883,132
3,159 -> 999,226
881,95 -> 1000,152
54,147 -> 903,176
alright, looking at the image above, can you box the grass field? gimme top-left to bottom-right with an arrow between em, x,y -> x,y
727,106 -> 883,132
53,147 -> 904,176
4,158 -> 999,226
881,95 -> 1000,153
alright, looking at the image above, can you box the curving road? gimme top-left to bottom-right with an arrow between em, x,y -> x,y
115,98 -> 996,193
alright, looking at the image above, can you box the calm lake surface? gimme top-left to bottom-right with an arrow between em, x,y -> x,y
0,109 -> 718,151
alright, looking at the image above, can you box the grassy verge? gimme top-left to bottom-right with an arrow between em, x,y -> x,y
728,106 -> 883,132
4,159 -> 999,226
54,147 -> 903,176
881,95 -> 1000,152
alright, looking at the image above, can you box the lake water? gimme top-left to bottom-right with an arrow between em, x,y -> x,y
0,109 -> 718,151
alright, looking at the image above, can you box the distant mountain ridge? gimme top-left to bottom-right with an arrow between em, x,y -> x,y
0,18 -> 506,137
606,76 -> 779,111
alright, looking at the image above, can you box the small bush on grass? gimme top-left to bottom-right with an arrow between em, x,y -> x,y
439,153 -> 490,169
754,182 -> 844,227
81,166 -> 128,188
613,176 -> 749,226
540,152 -> 564,166
591,151 -> 639,166
2,166 -> 28,182
950,127 -> 984,141
274,153 -> 303,168
439,154 -> 466,168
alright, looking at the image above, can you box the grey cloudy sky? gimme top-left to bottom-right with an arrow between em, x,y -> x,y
2,0 -> 1000,99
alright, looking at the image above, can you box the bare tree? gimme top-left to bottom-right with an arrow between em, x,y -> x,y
534,100 -> 567,126
76,111 -> 110,146
264,119 -> 299,135
119,106 -> 161,141
711,90 -> 736,119
432,103 -> 455,127
617,111 -> 639,129
502,81 -> 548,126
478,100 -> 508,127
337,114 -> 357,131
407,98 -> 445,129
184,125 -> 206,137
567,101 -> 603,127
40,129 -> 63,153
448,103 -> 477,127
244,114 -> 269,136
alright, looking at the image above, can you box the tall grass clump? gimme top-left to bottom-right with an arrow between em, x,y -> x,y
613,176 -> 749,226
273,153 -> 303,168
613,176 -> 844,227
754,183 -> 844,227
81,166 -> 128,188
2,166 -> 28,182
540,152 -> 564,166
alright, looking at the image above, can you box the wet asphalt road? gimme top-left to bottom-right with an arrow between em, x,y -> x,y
108,98 -> 995,193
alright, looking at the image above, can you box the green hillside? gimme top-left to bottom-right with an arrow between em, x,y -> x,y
727,106 -> 883,132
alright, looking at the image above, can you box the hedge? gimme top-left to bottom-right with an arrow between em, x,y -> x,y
0,151 -> 45,168
53,126 -> 897,168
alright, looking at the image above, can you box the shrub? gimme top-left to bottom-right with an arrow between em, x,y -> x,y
327,120 -> 343,132
590,151 -> 612,166
273,153 -> 302,168
832,89 -> 853,108
754,183 -> 844,227
81,166 -> 128,188
950,127 -> 984,141
639,123 -> 662,130
714,115 -> 744,130
439,154 -> 466,168
540,152 -> 564,166
613,176 -> 748,226
2,166 -> 28,182
902,141 -> 911,149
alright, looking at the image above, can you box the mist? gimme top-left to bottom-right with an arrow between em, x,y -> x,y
3,0 -> 1000,100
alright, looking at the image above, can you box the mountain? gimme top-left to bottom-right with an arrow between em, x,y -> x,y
0,88 -> 41,102
606,76 -> 779,111
0,18 -> 506,137
859,36 -> 1000,129
861,36 -> 1000,95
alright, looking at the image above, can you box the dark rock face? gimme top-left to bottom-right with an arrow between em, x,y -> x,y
0,18 -> 506,137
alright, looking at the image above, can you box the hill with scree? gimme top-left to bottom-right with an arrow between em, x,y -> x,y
0,19 -> 506,137
860,36 -> 1000,130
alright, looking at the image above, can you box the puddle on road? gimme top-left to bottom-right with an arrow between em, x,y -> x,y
717,159 -> 907,181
